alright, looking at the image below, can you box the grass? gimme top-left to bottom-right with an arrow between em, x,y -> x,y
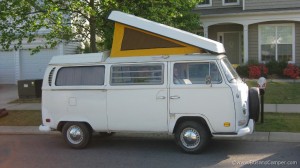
0,110 -> 41,126
255,113 -> 300,132
246,81 -> 300,104
9,98 -> 41,104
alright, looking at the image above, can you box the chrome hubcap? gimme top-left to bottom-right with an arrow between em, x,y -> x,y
180,128 -> 201,149
67,125 -> 83,144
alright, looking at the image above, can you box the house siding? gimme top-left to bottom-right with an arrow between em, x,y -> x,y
248,24 -> 258,62
0,51 -> 16,84
296,22 -> 300,65
198,0 -> 242,9
245,0 -> 300,10
212,0 -> 222,7
63,43 -> 79,55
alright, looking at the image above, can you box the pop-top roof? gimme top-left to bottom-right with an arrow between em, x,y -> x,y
108,11 -> 225,55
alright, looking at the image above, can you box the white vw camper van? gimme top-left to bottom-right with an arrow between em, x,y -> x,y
39,11 -> 260,153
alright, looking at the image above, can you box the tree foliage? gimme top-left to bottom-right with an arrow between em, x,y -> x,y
0,0 -> 201,53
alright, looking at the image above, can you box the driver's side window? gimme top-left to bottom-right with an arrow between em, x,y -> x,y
173,62 -> 222,85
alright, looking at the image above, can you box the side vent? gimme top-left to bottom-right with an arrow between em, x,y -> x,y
48,67 -> 56,86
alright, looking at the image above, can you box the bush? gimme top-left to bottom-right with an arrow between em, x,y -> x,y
283,64 -> 300,79
236,65 -> 248,78
248,64 -> 268,79
266,60 -> 287,77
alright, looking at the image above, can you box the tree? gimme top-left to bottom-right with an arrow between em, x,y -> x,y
0,0 -> 201,53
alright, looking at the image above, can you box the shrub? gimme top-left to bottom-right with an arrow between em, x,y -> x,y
248,64 -> 268,79
236,65 -> 248,78
266,60 -> 287,77
283,64 -> 300,79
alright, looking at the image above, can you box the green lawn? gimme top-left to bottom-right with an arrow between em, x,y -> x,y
9,98 -> 41,104
255,112 -> 300,132
246,81 -> 300,104
0,110 -> 41,126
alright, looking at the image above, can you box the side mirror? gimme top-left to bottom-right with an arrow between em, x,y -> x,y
206,75 -> 212,87
257,77 -> 267,95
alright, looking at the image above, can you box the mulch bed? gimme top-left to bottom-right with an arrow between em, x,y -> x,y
0,108 -> 8,118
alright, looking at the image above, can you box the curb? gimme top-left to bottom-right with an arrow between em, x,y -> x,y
0,126 -> 300,143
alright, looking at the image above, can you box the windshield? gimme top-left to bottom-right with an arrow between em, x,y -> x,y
221,58 -> 241,83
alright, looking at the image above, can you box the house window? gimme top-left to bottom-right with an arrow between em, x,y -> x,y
259,24 -> 295,63
198,0 -> 212,7
223,0 -> 239,6
110,64 -> 164,85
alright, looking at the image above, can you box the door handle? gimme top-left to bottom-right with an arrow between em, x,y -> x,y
157,96 -> 166,99
170,96 -> 180,99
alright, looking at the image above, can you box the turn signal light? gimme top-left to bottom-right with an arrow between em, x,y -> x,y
224,122 -> 230,127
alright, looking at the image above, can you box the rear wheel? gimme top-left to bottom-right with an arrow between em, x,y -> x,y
175,121 -> 210,154
62,122 -> 92,149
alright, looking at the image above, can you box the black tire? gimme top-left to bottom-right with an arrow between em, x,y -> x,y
175,121 -> 210,154
62,122 -> 92,149
249,87 -> 260,122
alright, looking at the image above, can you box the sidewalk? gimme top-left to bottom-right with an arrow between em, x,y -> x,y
0,84 -> 41,110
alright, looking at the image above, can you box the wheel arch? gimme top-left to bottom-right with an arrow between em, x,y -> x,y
172,116 -> 212,136
57,121 -> 93,132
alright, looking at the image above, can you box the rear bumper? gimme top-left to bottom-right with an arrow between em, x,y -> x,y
39,125 -> 51,132
212,119 -> 254,138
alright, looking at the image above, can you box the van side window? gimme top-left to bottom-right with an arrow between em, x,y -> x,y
173,62 -> 222,84
56,66 -> 105,86
111,64 -> 163,85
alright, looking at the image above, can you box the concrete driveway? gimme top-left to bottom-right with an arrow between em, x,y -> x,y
0,85 -> 41,110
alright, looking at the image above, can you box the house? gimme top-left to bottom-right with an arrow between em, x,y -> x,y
194,0 -> 300,65
0,38 -> 79,84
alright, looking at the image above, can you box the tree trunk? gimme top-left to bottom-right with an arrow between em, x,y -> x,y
89,0 -> 97,53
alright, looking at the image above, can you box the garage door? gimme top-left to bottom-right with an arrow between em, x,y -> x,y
0,51 -> 15,84
20,49 -> 59,80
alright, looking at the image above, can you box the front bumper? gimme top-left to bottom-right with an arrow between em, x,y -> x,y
213,119 -> 254,137
236,119 -> 254,137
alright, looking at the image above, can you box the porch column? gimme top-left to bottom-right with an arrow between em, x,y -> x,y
14,49 -> 20,84
203,26 -> 208,38
243,24 -> 249,64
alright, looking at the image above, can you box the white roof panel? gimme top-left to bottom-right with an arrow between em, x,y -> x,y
108,11 -> 225,54
49,52 -> 109,65
49,52 -> 225,65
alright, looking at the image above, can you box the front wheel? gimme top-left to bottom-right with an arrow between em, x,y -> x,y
175,121 -> 210,154
62,122 -> 92,149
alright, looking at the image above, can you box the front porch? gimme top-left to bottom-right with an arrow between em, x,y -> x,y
200,11 -> 300,65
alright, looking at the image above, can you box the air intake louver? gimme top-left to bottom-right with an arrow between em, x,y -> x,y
48,67 -> 56,86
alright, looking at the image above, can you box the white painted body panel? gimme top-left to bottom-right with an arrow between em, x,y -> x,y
42,89 -> 108,131
106,88 -> 168,132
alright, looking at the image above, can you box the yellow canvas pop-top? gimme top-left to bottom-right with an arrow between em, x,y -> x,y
108,11 -> 225,57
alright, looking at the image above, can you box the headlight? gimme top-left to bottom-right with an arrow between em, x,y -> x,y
238,119 -> 247,126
